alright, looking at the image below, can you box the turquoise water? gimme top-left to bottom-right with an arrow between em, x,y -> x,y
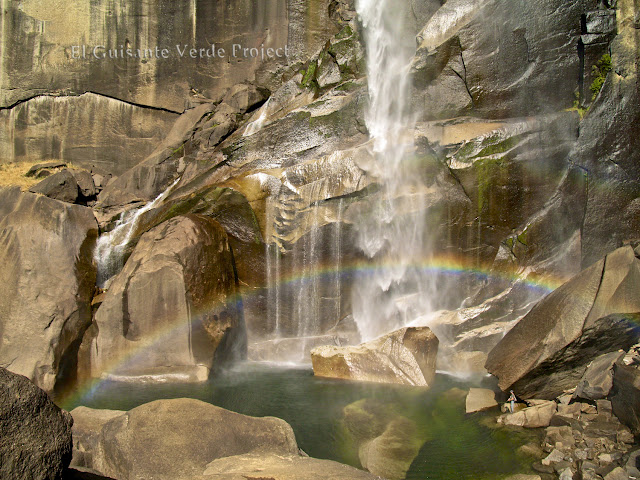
69,363 -> 539,479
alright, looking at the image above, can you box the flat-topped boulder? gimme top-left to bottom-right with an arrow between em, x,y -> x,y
311,327 -> 438,386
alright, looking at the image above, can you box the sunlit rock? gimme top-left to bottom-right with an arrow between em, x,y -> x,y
465,388 -> 498,413
311,326 -> 438,386
90,399 -> 299,480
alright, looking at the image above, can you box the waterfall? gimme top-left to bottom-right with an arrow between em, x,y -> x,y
352,0 -> 433,341
94,179 -> 180,288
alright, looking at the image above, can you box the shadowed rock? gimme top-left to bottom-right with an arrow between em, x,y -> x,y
0,368 -> 73,480
486,246 -> 640,399
29,169 -> 80,203
0,187 -> 97,393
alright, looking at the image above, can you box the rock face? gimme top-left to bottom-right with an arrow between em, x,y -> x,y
486,246 -> 640,399
311,327 -> 438,386
0,368 -> 73,480
88,215 -> 245,381
0,187 -> 97,393
90,399 -> 299,480
0,93 -> 178,175
573,350 -> 625,401
0,1 -> 342,112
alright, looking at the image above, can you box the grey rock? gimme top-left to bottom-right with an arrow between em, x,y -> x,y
486,246 -> 640,399
69,169 -> 97,199
604,467 -> 629,480
91,399 -> 299,480
500,401 -> 558,428
625,449 -> 640,478
29,169 -> 80,204
200,453 -> 382,479
0,187 -> 97,393
222,83 -> 269,114
0,368 -> 73,480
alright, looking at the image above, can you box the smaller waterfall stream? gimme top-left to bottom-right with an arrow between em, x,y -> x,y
95,179 -> 180,288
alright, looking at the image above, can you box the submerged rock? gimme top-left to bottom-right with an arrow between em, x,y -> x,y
0,368 -> 73,480
0,187 -> 97,393
311,327 -> 438,386
88,214 -> 245,381
486,246 -> 640,399
341,399 -> 422,480
89,399 -> 299,480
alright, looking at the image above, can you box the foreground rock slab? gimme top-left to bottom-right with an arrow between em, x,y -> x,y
486,246 -> 640,399
0,368 -> 73,480
90,399 -> 299,480
311,327 -> 438,386
0,187 -> 97,393
200,453 -> 383,480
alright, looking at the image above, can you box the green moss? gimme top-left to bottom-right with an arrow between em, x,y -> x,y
335,81 -> 360,93
335,24 -> 354,40
590,53 -> 612,100
301,60 -> 318,87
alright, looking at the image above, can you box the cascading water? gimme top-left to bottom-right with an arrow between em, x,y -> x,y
94,179 -> 180,288
352,0 -> 434,341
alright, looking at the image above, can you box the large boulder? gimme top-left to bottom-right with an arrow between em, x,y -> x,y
311,327 -> 438,386
498,400 -> 558,428
465,388 -> 499,413
0,187 -> 97,393
486,246 -> 640,399
200,453 -> 382,480
91,399 -> 299,480
87,214 -> 245,381
0,368 -> 73,479
573,350 -> 625,401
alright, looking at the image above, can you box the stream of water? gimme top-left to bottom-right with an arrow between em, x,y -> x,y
353,0 -> 435,341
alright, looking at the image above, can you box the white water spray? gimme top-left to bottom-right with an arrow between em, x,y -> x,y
353,0 -> 433,341
94,179 -> 180,287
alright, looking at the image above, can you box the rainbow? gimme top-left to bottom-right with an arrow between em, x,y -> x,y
57,253 -> 568,410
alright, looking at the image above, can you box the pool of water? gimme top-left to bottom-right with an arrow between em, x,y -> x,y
67,362 -> 540,479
